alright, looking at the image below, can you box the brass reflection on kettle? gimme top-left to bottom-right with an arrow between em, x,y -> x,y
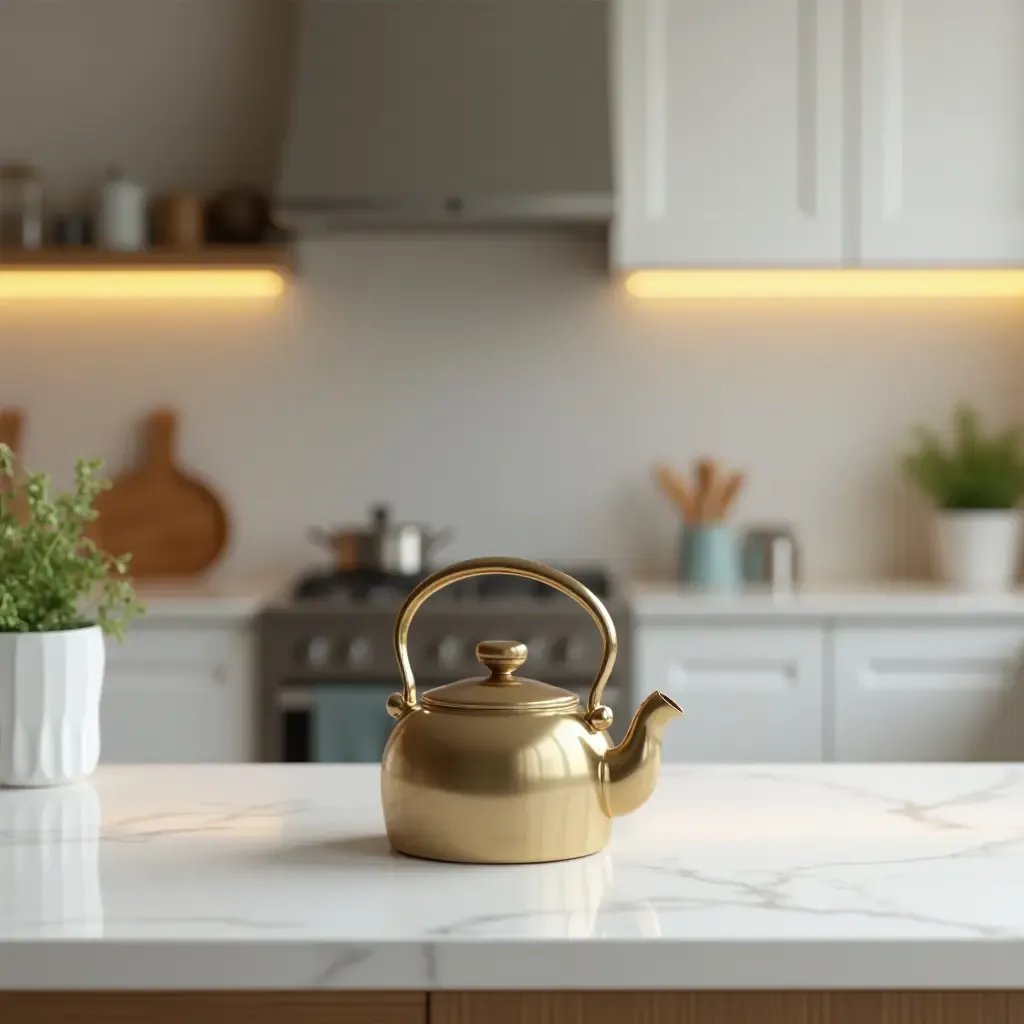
381,557 -> 684,864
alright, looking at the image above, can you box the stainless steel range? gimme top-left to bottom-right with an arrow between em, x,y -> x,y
258,565 -> 630,763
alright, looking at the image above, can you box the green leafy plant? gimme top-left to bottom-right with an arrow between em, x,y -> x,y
0,444 -> 143,639
902,404 -> 1024,510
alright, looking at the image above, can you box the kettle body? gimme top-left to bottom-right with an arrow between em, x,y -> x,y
381,558 -> 683,864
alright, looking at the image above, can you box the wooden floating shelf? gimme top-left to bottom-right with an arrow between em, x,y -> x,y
0,245 -> 294,270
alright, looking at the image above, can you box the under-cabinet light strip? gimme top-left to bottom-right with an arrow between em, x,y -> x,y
0,269 -> 286,301
625,269 -> 1024,300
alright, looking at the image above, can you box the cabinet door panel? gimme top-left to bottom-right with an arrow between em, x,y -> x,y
101,626 -> 254,764
613,0 -> 844,267
834,626 -> 1024,761
636,627 -> 824,762
858,0 -> 1024,262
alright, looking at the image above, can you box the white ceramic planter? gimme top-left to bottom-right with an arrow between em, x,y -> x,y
935,510 -> 1023,592
0,626 -> 105,787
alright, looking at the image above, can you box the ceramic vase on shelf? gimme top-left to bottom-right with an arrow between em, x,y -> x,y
934,509 -> 1022,592
0,626 -> 105,787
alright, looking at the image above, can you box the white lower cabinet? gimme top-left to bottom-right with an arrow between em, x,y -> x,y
833,626 -> 1024,762
636,626 -> 825,762
101,623 -> 255,764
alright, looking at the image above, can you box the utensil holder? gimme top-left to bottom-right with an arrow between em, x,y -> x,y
678,524 -> 740,591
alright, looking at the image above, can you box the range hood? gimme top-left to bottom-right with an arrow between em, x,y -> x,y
275,0 -> 612,231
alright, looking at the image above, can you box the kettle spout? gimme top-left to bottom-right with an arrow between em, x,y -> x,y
600,691 -> 683,819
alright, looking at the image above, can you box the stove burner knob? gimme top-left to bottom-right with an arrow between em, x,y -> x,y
555,636 -> 588,669
435,636 -> 464,670
304,636 -> 333,669
346,637 -> 374,667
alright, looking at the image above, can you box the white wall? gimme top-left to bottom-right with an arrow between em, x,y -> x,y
2,0 -> 1023,584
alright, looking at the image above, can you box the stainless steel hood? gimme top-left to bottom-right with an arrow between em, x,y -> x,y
275,0 -> 612,231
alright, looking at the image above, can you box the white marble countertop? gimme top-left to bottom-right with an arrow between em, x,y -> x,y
3,764 -> 1024,991
628,581 -> 1024,620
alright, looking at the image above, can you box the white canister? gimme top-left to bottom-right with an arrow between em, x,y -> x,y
96,169 -> 148,251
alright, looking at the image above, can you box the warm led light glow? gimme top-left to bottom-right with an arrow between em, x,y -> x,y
625,269 -> 1024,300
0,269 -> 286,301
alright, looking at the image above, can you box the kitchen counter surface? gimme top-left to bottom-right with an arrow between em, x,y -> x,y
130,576 -> 287,620
2,763 -> 1024,991
628,581 -> 1024,620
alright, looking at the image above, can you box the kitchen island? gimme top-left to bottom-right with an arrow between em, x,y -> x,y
2,764 -> 1024,1022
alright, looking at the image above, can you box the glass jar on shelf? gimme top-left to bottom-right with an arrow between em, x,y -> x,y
0,162 -> 44,251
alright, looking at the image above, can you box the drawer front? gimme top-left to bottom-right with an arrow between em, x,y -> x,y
636,627 -> 825,762
834,626 -> 1024,762
102,626 -> 254,764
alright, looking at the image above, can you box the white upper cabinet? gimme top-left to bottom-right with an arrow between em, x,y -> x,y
615,0 -> 1024,268
857,0 -> 1024,264
612,0 -> 844,268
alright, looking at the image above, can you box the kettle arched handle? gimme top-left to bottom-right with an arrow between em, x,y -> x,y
389,556 -> 618,731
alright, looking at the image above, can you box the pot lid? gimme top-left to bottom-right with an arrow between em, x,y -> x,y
421,640 -> 579,712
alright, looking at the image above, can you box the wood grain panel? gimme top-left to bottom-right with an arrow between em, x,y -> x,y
431,991 -> 1024,1024
0,992 -> 426,1024
834,992 -> 1011,1023
431,991 -> 831,1024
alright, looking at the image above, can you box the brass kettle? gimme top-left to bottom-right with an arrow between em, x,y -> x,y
381,557 -> 684,864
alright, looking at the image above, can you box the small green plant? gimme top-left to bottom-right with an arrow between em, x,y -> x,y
0,444 -> 142,639
902,404 -> 1024,510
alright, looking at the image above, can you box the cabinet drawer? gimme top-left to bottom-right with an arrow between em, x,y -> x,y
834,627 -> 1024,762
105,626 -> 237,680
635,627 -> 824,762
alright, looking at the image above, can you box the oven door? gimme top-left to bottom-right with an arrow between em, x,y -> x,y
275,676 -> 626,763
276,682 -> 398,763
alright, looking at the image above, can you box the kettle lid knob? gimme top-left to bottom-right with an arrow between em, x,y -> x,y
476,640 -> 528,682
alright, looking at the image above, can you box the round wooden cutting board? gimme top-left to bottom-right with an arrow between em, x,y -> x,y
95,409 -> 229,577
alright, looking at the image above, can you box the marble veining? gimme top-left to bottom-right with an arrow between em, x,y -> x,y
2,763 -> 1024,990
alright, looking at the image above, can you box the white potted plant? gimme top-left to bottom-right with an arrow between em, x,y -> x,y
0,444 -> 141,787
902,404 -> 1024,592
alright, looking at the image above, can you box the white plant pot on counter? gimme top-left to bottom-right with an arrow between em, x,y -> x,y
0,626 -> 105,787
935,510 -> 1022,592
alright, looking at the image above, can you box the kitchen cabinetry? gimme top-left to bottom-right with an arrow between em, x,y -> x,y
857,0 -> 1024,264
635,626 -> 825,761
8,992 -> 1022,1023
833,626 -> 1024,761
612,0 -> 844,268
635,613 -> 1024,763
101,622 -> 255,763
614,0 -> 1024,268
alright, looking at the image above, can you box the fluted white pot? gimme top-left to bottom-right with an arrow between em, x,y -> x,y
0,626 -> 105,787
935,510 -> 1022,592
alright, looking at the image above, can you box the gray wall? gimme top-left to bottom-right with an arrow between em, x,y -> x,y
2,0 -> 1022,583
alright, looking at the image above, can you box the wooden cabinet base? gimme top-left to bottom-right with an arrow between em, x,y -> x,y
0,992 -> 425,1024
3,991 -> 1023,1023
431,991 -> 1024,1024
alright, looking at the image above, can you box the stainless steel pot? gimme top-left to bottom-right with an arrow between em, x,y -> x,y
309,503 -> 453,575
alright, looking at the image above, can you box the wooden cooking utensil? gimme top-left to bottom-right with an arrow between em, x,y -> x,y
694,458 -> 721,524
653,463 -> 697,521
717,471 -> 747,520
94,409 -> 229,577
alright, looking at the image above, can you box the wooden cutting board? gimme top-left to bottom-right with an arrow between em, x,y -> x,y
0,408 -> 27,522
95,409 -> 229,577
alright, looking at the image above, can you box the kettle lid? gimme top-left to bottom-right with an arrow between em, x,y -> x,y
421,640 -> 579,712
